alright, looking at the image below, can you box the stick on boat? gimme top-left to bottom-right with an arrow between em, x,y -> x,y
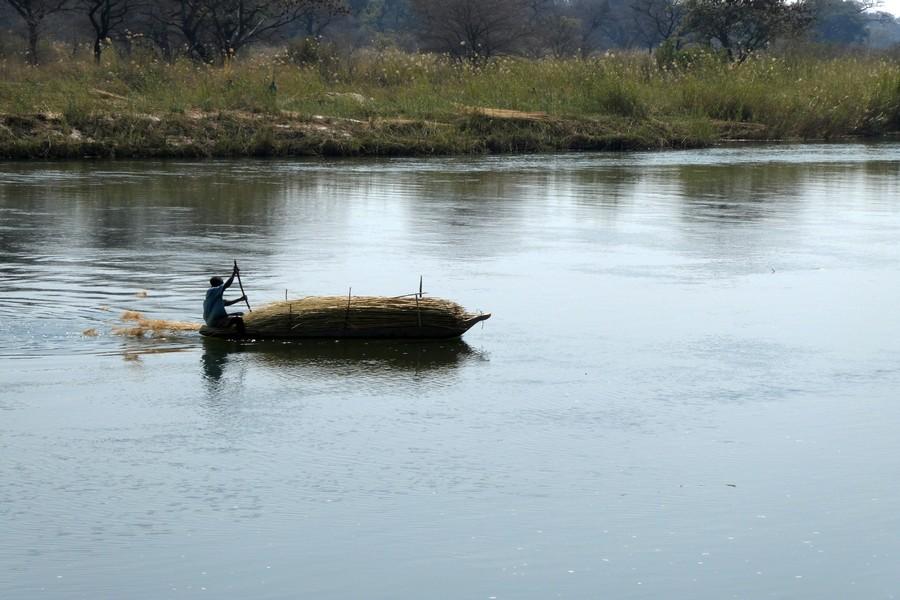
416,275 -> 422,328
234,259 -> 252,313
344,287 -> 352,328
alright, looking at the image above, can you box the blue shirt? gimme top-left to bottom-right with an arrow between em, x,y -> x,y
203,285 -> 227,326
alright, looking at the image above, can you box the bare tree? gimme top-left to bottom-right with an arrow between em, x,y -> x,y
570,0 -> 610,55
164,0 -> 214,62
127,3 -> 176,61
411,0 -> 531,62
539,13 -> 582,56
139,0 -> 344,62
630,0 -> 681,51
294,0 -> 348,37
79,0 -> 130,62
200,0 -> 345,59
151,0 -> 230,63
4,0 -> 71,63
355,0 -> 411,34
601,1 -> 646,48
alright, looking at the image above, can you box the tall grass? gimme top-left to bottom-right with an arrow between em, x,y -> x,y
1,46 -> 899,158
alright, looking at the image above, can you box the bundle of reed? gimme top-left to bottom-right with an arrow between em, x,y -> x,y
244,295 -> 475,336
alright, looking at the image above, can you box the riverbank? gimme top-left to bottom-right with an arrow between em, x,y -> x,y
0,109 -> 726,159
2,50 -> 899,159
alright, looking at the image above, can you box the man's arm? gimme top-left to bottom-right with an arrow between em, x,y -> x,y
223,264 -> 238,289
224,295 -> 247,307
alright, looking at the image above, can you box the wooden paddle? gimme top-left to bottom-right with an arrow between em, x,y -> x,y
233,259 -> 252,313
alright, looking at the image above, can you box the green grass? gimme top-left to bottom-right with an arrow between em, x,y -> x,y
0,47 -> 898,159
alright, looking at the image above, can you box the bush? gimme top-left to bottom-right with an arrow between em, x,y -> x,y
286,37 -> 341,76
655,40 -> 725,71
0,29 -> 19,59
867,73 -> 900,132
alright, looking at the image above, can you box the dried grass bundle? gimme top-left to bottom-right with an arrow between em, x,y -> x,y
243,296 -> 477,337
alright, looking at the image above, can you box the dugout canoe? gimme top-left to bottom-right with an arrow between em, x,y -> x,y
199,313 -> 490,340
198,295 -> 491,341
200,313 -> 491,340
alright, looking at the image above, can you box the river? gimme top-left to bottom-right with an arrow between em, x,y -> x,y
2,144 -> 900,599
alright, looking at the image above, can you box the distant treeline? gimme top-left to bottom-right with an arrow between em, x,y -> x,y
2,0 -> 900,66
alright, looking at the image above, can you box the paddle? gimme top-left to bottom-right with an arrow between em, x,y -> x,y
233,259 -> 252,313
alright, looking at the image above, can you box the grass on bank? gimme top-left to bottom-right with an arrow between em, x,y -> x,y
1,46 -> 899,158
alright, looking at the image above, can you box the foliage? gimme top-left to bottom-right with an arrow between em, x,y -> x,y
655,38 -> 723,69
3,0 -> 900,67
807,0 -> 869,45
682,0 -> 813,62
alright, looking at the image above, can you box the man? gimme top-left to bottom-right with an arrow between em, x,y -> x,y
204,264 -> 247,334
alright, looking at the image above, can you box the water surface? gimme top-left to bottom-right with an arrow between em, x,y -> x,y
2,144 -> 900,599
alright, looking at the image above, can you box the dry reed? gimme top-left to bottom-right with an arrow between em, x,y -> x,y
113,310 -> 201,338
244,296 -> 476,335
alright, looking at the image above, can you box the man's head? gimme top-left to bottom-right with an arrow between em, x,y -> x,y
210,276 -> 224,287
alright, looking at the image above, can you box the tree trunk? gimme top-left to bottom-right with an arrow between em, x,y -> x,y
94,37 -> 103,64
27,21 -> 40,66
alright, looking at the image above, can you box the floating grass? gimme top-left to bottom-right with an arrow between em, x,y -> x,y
113,310 -> 201,338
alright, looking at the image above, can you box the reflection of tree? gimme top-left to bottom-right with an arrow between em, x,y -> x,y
0,161 -> 313,320
566,166 -> 643,210
404,170 -> 529,259
862,160 -> 900,183
395,164 -> 646,257
0,161 -> 292,261
0,188 -> 64,260
676,163 -> 805,223
671,162 -> 811,276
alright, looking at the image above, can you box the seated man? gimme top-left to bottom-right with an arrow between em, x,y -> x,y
203,264 -> 248,334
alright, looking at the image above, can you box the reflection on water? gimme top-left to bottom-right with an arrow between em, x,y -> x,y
114,338 -> 196,364
3,144 -> 900,600
677,164 -> 805,223
200,337 -> 484,387
2,147 -> 899,352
